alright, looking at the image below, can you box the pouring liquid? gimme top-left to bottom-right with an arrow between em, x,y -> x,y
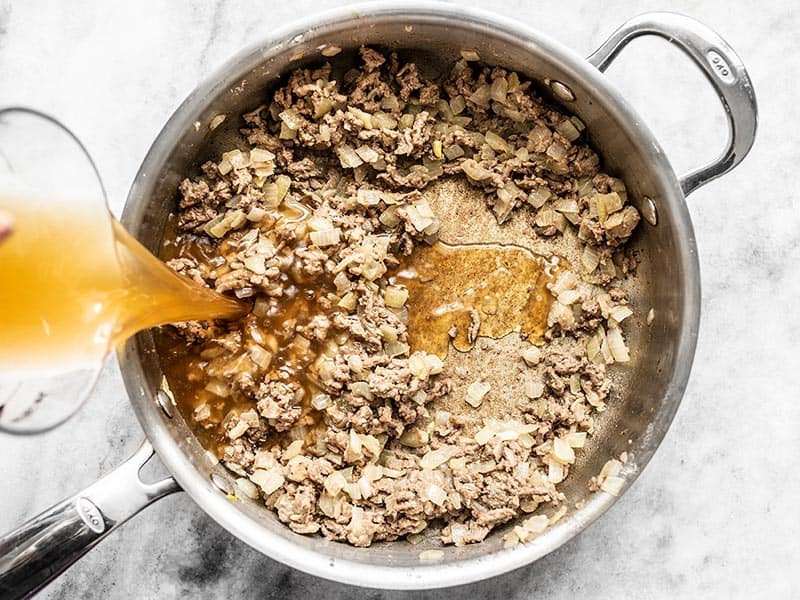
0,197 -> 246,377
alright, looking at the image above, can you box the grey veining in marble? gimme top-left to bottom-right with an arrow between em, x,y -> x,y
1,0 -> 798,598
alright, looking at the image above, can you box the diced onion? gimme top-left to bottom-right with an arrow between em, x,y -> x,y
420,449 -> 450,470
246,206 -> 266,222
279,108 -> 304,130
398,427 -> 429,448
601,475 -> 625,496
547,461 -> 564,483
527,187 -> 552,209
468,84 -> 491,107
546,141 -> 568,161
404,204 -> 435,232
449,95 -> 466,115
379,206 -> 400,227
384,341 -> 410,358
565,431 -> 587,448
250,468 -> 285,495
318,494 -> 339,518
443,144 -> 465,160
284,439 -> 304,461
323,471 -> 347,496
373,112 -> 397,129
347,355 -> 363,373
336,144 -> 364,168
426,484 -> 447,506
205,379 -> 230,398
347,106 -> 374,129
321,44 -> 342,57
310,228 -> 341,247
609,305 -> 633,323
311,394 -> 330,411
308,216 -> 333,231
408,352 -> 429,379
209,114 -> 226,130
349,381 -> 373,400
235,477 -> 260,499
356,188 -> 382,206
228,419 -> 249,440
465,381 -> 490,408
490,77 -> 508,104
262,183 -> 279,208
419,550 -> 445,561
474,426 -> 496,445
461,159 -> 494,181
552,437 -> 576,465
338,292 -> 357,311
355,146 -> 380,164
250,147 -> 274,164
484,131 -> 509,153
248,344 -> 273,370
557,289 -> 582,306
514,514 -> 548,544
555,119 -> 581,142
275,175 -> 291,202
523,380 -> 544,399
193,404 -> 211,422
581,245 -> 600,273
383,286 -> 408,308
521,345 -> 542,366
606,326 -> 630,362
243,255 -> 267,275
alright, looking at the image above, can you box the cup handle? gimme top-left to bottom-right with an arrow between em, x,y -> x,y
0,440 -> 179,600
587,12 -> 758,196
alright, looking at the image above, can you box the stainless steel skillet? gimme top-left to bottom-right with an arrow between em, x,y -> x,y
0,4 -> 757,596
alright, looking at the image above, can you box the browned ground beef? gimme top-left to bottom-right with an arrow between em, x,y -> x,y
161,47 -> 640,549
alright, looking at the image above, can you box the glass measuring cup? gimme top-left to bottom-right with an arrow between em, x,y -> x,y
0,108 -> 244,434
0,107 -> 112,433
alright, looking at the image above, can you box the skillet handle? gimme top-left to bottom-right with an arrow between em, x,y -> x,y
0,440 -> 179,600
587,12 -> 758,196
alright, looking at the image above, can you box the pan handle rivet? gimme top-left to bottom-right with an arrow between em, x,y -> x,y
642,196 -> 658,226
548,80 -> 575,102
211,472 -> 233,495
155,389 -> 174,419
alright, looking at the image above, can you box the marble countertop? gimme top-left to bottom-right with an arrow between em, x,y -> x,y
1,1 -> 797,598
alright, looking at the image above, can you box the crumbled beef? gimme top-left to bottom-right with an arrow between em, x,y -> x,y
395,62 -> 424,101
609,287 -> 628,303
161,47 -> 641,551
359,46 -> 386,72
274,484 -> 320,534
256,380 -> 303,431
604,206 -> 640,247
165,257 -> 206,286
578,299 -> 604,330
222,438 -> 255,470
298,314 -> 331,342
168,320 -> 215,344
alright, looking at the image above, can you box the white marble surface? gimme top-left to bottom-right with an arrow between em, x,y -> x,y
1,0 -> 797,597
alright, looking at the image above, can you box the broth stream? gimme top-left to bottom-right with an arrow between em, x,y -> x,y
0,198 -> 246,377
